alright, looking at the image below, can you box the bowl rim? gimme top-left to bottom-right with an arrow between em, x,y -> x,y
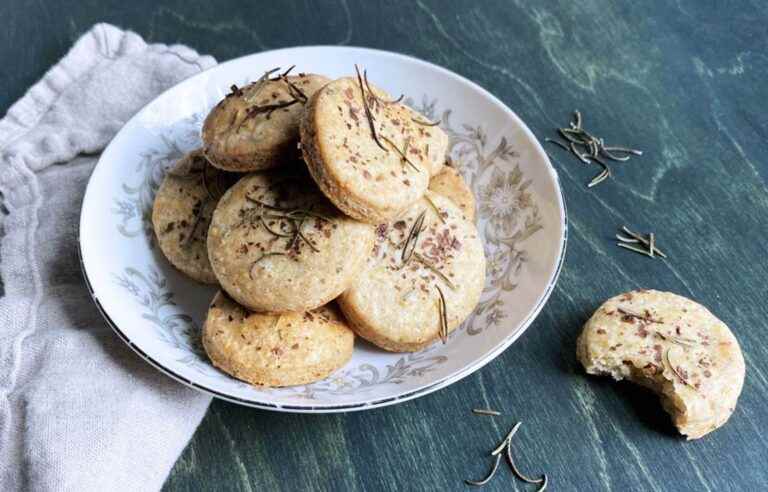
78,45 -> 568,413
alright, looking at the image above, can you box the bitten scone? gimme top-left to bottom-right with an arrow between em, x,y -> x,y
577,289 -> 745,439
207,171 -> 375,313
202,71 -> 330,172
151,150 -> 236,284
300,74 -> 449,223
428,166 -> 476,222
338,191 -> 486,352
203,291 -> 354,387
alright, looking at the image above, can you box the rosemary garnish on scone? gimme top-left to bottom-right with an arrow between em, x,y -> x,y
238,195 -> 329,278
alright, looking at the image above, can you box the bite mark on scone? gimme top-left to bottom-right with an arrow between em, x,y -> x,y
577,289 -> 745,439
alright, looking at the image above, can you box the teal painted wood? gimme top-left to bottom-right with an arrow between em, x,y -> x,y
3,1 -> 767,490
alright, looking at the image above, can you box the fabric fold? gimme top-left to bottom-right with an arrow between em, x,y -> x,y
0,23 -> 216,491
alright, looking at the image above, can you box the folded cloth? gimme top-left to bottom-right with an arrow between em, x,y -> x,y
0,23 -> 216,491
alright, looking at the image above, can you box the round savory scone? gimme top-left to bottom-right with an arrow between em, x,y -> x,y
151,150 -> 237,284
203,291 -> 354,387
202,71 -> 330,172
577,289 -> 745,440
338,191 -> 486,352
300,74 -> 449,224
428,166 -> 476,222
207,171 -> 375,313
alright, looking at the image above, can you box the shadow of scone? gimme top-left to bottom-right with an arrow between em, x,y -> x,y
207,171 -> 376,314
203,291 -> 354,387
577,289 -> 745,439
202,73 -> 330,172
300,76 -> 449,224
338,192 -> 485,352
151,149 -> 237,284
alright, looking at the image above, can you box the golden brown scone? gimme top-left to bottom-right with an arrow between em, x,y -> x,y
577,289 -> 746,439
203,291 -> 354,387
338,192 -> 486,352
151,150 -> 236,283
207,171 -> 375,313
300,75 -> 449,224
428,166 -> 476,222
202,72 -> 330,172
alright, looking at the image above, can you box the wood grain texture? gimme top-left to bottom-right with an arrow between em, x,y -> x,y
3,0 -> 767,490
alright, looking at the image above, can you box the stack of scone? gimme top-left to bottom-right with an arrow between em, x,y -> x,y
152,66 -> 486,387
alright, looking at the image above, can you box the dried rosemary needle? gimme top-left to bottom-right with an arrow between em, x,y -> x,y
616,226 -> 668,259
546,110 -> 643,188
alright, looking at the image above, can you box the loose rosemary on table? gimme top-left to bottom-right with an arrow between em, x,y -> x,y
466,421 -> 547,490
546,110 -> 642,188
616,225 -> 668,259
472,408 -> 501,416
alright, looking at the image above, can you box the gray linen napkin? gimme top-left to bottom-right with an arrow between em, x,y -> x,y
0,23 -> 216,491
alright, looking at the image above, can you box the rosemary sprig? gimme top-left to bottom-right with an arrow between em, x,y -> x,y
279,74 -> 308,103
617,242 -> 654,257
381,135 -> 420,172
354,64 -> 388,151
547,110 -> 643,188
616,226 -> 668,259
181,208 -> 205,247
491,422 -> 522,456
411,116 -> 441,126
414,253 -> 456,290
239,197 -> 328,254
259,216 -> 294,238
506,443 -> 545,485
362,69 -> 404,105
656,332 -> 698,348
465,454 -> 502,487
469,422 -> 547,489
280,65 -> 295,77
436,285 -> 449,344
472,409 -> 501,416
665,347 -> 697,390
587,157 -> 611,188
244,98 -> 300,120
617,307 -> 663,324
424,194 -> 446,224
400,210 -> 427,265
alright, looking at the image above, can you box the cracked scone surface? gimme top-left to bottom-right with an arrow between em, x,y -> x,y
203,291 -> 354,387
338,192 -> 485,352
207,171 -> 375,313
577,289 -> 745,439
428,166 -> 476,222
151,150 -> 236,284
202,73 -> 329,171
300,76 -> 449,223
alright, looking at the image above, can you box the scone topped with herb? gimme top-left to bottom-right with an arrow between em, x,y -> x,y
338,191 -> 485,352
203,291 -> 354,387
202,68 -> 330,172
151,149 -> 236,284
577,289 -> 745,439
300,69 -> 449,223
207,171 -> 375,314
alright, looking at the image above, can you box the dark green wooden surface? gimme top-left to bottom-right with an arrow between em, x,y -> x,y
4,1 -> 768,490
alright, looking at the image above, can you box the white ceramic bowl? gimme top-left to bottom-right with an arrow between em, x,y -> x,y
79,46 -> 566,412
